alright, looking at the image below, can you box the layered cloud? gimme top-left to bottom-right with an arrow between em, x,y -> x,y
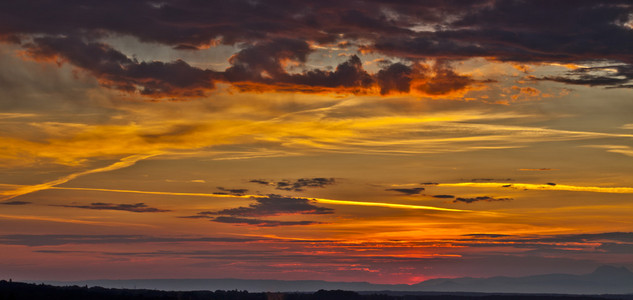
452,196 -> 513,204
54,202 -> 170,213
2,0 -> 631,98
0,234 -> 261,246
214,195 -> 334,217
0,201 -> 30,205
250,178 -> 336,192
182,194 -> 334,227
212,216 -> 322,227
385,188 -> 425,195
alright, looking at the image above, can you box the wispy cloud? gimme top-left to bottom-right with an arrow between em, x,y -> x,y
54,202 -> 170,213
585,145 -> 633,158
0,234 -> 264,246
452,196 -> 513,204
0,200 -> 30,205
250,178 -> 335,192
214,194 -> 334,217
385,188 -> 425,195
0,153 -> 160,201
213,216 -> 323,227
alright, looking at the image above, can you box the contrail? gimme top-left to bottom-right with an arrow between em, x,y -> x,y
0,153 -> 161,201
35,186 -> 472,213
438,182 -> 633,194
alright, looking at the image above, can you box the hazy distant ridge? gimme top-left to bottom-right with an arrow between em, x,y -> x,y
39,266 -> 633,294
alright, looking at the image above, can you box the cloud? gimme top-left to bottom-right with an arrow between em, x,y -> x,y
55,202 -> 170,213
452,196 -> 513,204
456,232 -> 633,255
215,187 -> 249,196
440,182 -> 633,194
369,1 -> 633,63
250,178 -> 335,192
214,194 -> 334,217
0,201 -> 30,205
23,36 -> 220,98
181,194 -> 333,227
540,64 -> 633,89
27,1 -> 633,97
463,234 -> 511,238
212,216 -> 322,227
432,195 -> 455,199
18,35 -> 477,98
249,179 -> 271,185
470,178 -> 513,182
0,234 -> 263,246
385,187 -> 425,195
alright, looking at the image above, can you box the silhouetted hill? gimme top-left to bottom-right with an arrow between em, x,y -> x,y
31,265 -> 633,295
2,281 -> 633,300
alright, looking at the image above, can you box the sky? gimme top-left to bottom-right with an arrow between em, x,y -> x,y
1,0 -> 633,285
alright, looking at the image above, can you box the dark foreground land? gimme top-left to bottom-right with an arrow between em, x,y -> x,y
1,280 -> 633,300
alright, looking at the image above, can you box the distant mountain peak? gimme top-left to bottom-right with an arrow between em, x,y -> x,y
590,265 -> 633,277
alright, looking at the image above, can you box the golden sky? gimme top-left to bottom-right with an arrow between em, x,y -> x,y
1,0 -> 632,284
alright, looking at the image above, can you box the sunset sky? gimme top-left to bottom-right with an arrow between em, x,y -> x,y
1,0 -> 633,284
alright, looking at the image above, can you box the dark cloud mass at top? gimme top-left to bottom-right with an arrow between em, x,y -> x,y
1,0 -> 632,98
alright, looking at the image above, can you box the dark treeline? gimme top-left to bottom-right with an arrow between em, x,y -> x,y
1,280 -> 631,300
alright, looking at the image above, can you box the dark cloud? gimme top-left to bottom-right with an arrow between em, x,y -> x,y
432,195 -> 455,199
463,234 -> 511,238
213,216 -> 321,227
250,178 -> 335,192
19,34 -> 474,98
224,38 -> 312,83
249,179 -> 271,185
414,61 -> 475,96
596,243 -> 633,254
0,201 -> 31,205
385,187 -> 425,195
538,232 -> 633,244
470,178 -> 513,182
55,202 -> 170,213
375,62 -> 413,95
370,1 -> 633,63
0,234 -> 262,246
540,64 -> 633,89
215,187 -> 249,196
182,194 -> 333,227
374,61 -> 476,96
471,178 -> 494,182
2,0 -> 632,97
23,36 -> 219,98
456,232 -> 633,255
179,211 -> 215,219
214,194 -> 333,217
453,196 -> 513,204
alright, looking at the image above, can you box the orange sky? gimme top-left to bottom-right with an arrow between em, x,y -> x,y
1,0 -> 633,284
